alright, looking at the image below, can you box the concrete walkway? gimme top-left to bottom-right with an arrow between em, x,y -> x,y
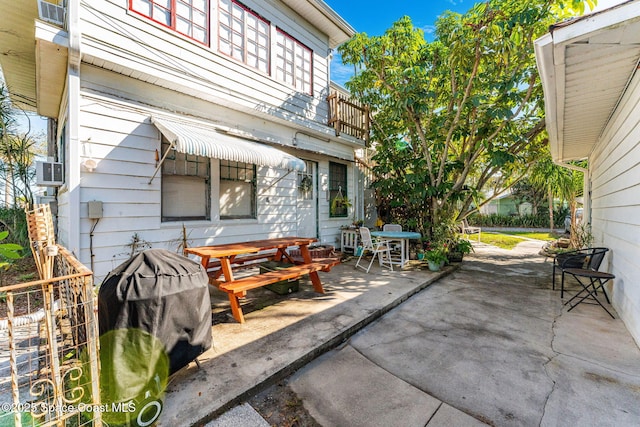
162,241 -> 640,426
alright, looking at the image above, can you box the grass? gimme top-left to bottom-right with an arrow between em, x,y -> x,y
496,231 -> 563,241
478,232 -> 525,250
478,230 -> 565,250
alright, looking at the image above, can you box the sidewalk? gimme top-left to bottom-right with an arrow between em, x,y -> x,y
162,241 -> 640,426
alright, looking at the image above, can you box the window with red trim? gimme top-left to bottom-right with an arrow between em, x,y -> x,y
275,29 -> 312,95
130,0 -> 209,45
218,0 -> 269,73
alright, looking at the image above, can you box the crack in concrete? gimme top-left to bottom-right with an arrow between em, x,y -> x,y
539,307 -> 562,427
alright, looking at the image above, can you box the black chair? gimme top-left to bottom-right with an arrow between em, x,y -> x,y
555,247 -> 615,318
552,248 -> 598,295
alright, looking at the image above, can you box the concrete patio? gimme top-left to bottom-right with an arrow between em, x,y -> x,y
160,240 -> 640,426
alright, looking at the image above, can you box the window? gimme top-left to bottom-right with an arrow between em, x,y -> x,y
329,162 -> 348,218
275,29 -> 312,94
220,160 -> 256,219
130,0 -> 209,45
218,0 -> 269,73
161,138 -> 211,221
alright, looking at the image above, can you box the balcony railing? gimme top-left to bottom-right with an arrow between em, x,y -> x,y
327,90 -> 370,143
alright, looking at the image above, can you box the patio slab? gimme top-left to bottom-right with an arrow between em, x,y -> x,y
160,241 -> 640,426
289,241 -> 640,426
160,256 -> 451,426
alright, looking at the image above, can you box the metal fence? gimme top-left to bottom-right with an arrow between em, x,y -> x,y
0,245 -> 101,427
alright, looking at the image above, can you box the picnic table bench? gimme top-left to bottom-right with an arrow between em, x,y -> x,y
185,237 -> 341,323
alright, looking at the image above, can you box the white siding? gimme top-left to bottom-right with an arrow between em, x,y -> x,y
590,70 -> 640,345
79,0 -> 333,131
74,73 -> 355,280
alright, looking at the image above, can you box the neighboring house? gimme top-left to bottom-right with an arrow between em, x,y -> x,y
535,0 -> 640,346
0,0 -> 368,279
480,192 -> 532,216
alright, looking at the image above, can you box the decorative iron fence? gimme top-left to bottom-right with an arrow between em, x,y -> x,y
0,245 -> 101,427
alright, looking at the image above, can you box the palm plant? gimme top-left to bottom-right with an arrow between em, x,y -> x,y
530,150 -> 584,233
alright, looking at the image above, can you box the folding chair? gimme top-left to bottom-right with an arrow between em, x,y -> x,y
355,227 -> 393,273
557,248 -> 615,318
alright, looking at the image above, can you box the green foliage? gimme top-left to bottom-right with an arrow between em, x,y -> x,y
453,239 -> 474,254
0,230 -> 23,270
339,0 -> 595,239
0,83 -> 45,209
0,207 -> 30,249
425,246 -> 448,264
470,211 -> 566,228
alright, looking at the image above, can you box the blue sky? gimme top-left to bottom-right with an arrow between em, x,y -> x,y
325,0 -> 477,37
324,0 -> 478,85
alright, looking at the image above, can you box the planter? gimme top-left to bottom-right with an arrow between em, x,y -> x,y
260,261 -> 300,294
417,252 -> 425,260
447,252 -> 464,263
427,260 -> 441,272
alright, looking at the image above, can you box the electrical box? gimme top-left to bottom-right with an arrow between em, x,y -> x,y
88,201 -> 103,219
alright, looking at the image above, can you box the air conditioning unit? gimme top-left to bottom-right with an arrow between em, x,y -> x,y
36,161 -> 64,187
37,0 -> 65,26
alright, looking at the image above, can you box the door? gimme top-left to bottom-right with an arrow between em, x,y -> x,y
297,160 -> 318,238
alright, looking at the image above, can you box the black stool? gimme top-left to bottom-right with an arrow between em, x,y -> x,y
562,268 -> 615,318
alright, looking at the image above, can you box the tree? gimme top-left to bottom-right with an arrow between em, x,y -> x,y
529,150 -> 584,233
0,83 -> 44,208
339,0 -> 595,239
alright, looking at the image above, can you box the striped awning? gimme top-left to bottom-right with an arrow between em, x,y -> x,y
151,116 -> 305,171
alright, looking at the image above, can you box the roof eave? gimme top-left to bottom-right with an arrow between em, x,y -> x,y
280,0 -> 356,48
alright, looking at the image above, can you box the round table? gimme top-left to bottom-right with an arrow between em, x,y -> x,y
370,231 -> 422,268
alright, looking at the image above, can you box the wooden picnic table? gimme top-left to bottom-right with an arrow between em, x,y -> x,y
184,237 -> 340,323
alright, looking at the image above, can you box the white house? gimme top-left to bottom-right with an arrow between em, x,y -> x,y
535,0 -> 640,346
0,0 -> 368,279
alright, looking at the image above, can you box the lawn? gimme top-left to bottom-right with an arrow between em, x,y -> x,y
496,231 -> 563,242
477,231 -> 563,250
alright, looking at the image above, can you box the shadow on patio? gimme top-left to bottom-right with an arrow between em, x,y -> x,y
160,241 -> 640,427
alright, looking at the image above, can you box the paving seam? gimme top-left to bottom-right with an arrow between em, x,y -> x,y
192,264 -> 460,427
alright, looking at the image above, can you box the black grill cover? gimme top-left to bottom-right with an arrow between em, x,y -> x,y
98,249 -> 212,375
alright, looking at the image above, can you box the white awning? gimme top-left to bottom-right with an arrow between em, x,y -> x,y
151,116 -> 305,171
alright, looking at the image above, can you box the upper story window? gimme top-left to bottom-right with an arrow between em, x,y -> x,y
218,0 -> 269,73
275,29 -> 312,95
130,0 -> 209,45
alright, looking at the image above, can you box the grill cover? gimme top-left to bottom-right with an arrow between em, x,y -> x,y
98,249 -> 212,376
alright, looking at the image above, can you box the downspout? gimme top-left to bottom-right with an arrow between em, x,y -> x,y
67,0 -> 82,257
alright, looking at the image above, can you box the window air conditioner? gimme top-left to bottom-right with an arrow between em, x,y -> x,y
36,161 -> 64,187
37,0 -> 65,26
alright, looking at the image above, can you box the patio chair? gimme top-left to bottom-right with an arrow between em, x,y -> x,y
556,247 -> 615,318
382,223 -> 403,256
553,247 -> 608,297
383,223 -> 402,232
460,219 -> 481,242
355,227 -> 393,273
